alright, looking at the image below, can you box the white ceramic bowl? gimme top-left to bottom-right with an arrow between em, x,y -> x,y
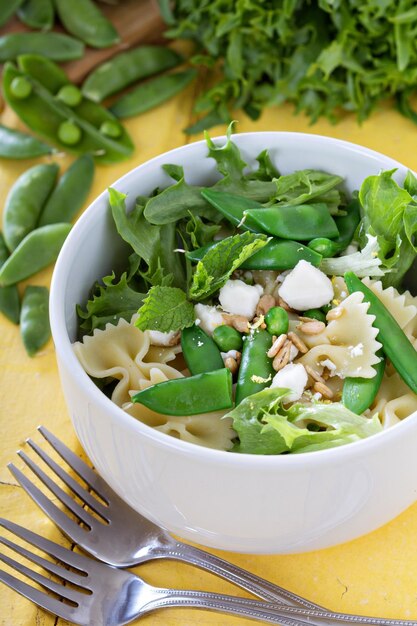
50,132 -> 417,554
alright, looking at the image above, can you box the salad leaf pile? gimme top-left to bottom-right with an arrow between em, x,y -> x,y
160,0 -> 417,133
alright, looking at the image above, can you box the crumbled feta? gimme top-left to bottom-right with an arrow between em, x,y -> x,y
349,343 -> 364,357
149,330 -> 179,346
194,318 -> 201,326
219,279 -> 263,318
312,392 -> 322,401
270,363 -> 308,402
194,303 -> 223,335
320,358 -> 337,372
278,260 -> 334,310
221,350 -> 239,360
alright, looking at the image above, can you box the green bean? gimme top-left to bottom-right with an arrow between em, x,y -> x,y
213,325 -> 243,352
83,46 -> 183,103
235,329 -> 274,405
39,155 -> 94,226
0,0 -> 24,27
17,0 -> 54,30
0,233 -> 20,324
0,223 -> 71,286
3,56 -> 133,164
3,163 -> 59,251
54,0 -> 119,49
200,189 -> 263,232
345,271 -> 417,394
181,324 -> 224,375
0,33 -> 84,62
110,70 -> 197,119
244,204 -> 339,240
0,124 -> 53,159
342,352 -> 385,414
264,307 -> 289,335
20,286 -> 50,356
132,368 -> 233,416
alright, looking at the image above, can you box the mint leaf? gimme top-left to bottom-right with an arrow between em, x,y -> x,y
135,285 -> 195,332
189,231 -> 268,300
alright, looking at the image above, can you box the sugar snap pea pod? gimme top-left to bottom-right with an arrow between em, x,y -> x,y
0,233 -> 20,324
20,286 -> 50,356
181,324 -> 224,375
110,69 -> 198,119
83,46 -> 183,102
54,0 -> 119,48
39,155 -> 94,226
308,198 -> 360,257
17,0 -> 54,30
201,189 -> 264,232
3,163 -> 59,251
345,271 -> 417,394
342,352 -> 386,415
0,223 -> 71,287
240,239 -> 322,270
0,0 -> 24,27
132,368 -> 233,416
235,329 -> 274,405
244,204 -> 339,240
0,33 -> 84,62
3,58 -> 134,164
0,124 -> 53,159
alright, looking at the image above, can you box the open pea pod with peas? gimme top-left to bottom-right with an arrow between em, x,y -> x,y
2,55 -> 134,164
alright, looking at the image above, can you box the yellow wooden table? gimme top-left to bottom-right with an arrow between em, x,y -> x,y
2,79 -> 417,625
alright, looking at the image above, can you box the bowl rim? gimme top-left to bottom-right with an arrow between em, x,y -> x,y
50,130 -> 417,467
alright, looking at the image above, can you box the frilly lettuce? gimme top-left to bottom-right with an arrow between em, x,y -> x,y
225,388 -> 382,455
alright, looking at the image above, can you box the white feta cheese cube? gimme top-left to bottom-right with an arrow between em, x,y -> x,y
194,303 -> 224,335
270,363 -> 308,402
278,260 -> 333,310
148,330 -> 179,346
219,279 -> 263,319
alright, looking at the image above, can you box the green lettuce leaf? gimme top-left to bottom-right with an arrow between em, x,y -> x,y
135,285 -> 195,332
272,170 -> 344,210
189,231 -> 268,300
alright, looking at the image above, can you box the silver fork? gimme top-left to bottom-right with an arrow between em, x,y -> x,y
7,425 -> 323,609
2,518 -> 417,626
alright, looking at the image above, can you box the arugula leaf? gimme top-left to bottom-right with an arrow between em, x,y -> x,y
404,170 -> 417,196
185,213 -> 221,249
189,232 -> 268,300
77,273 -> 145,333
273,170 -> 344,207
204,121 -> 246,181
135,285 -> 195,332
245,149 -> 280,182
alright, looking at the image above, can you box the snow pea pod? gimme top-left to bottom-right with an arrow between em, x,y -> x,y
200,189 -> 264,232
83,46 -> 183,102
110,69 -> 197,119
3,57 -> 134,164
181,324 -> 224,375
39,155 -> 94,226
0,124 -> 53,159
3,162 -> 59,251
0,233 -> 20,324
235,329 -> 274,405
54,0 -> 119,48
0,223 -> 71,286
17,0 -> 54,30
132,368 -> 233,416
342,352 -> 385,415
0,0 -> 24,27
244,204 -> 339,240
308,198 -> 360,257
0,33 -> 84,62
20,285 -> 50,356
345,271 -> 417,394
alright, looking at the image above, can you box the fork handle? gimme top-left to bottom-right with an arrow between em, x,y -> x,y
156,540 -> 323,608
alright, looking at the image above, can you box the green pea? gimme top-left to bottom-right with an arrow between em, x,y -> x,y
56,84 -> 82,107
100,120 -> 122,138
213,325 -> 243,352
10,76 -> 32,99
264,306 -> 289,335
58,120 -> 81,145
20,286 -> 50,356
303,308 -> 326,323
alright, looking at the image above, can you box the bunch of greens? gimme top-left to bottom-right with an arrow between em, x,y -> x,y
159,0 -> 417,132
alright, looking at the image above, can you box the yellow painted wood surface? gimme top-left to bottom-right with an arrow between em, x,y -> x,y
1,74 -> 417,626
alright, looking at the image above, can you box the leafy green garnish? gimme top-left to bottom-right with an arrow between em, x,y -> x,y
189,231 -> 268,300
226,388 -> 382,455
320,234 -> 385,278
135,285 -> 195,332
272,170 -> 344,214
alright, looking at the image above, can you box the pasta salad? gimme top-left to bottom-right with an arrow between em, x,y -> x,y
74,126 -> 417,454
